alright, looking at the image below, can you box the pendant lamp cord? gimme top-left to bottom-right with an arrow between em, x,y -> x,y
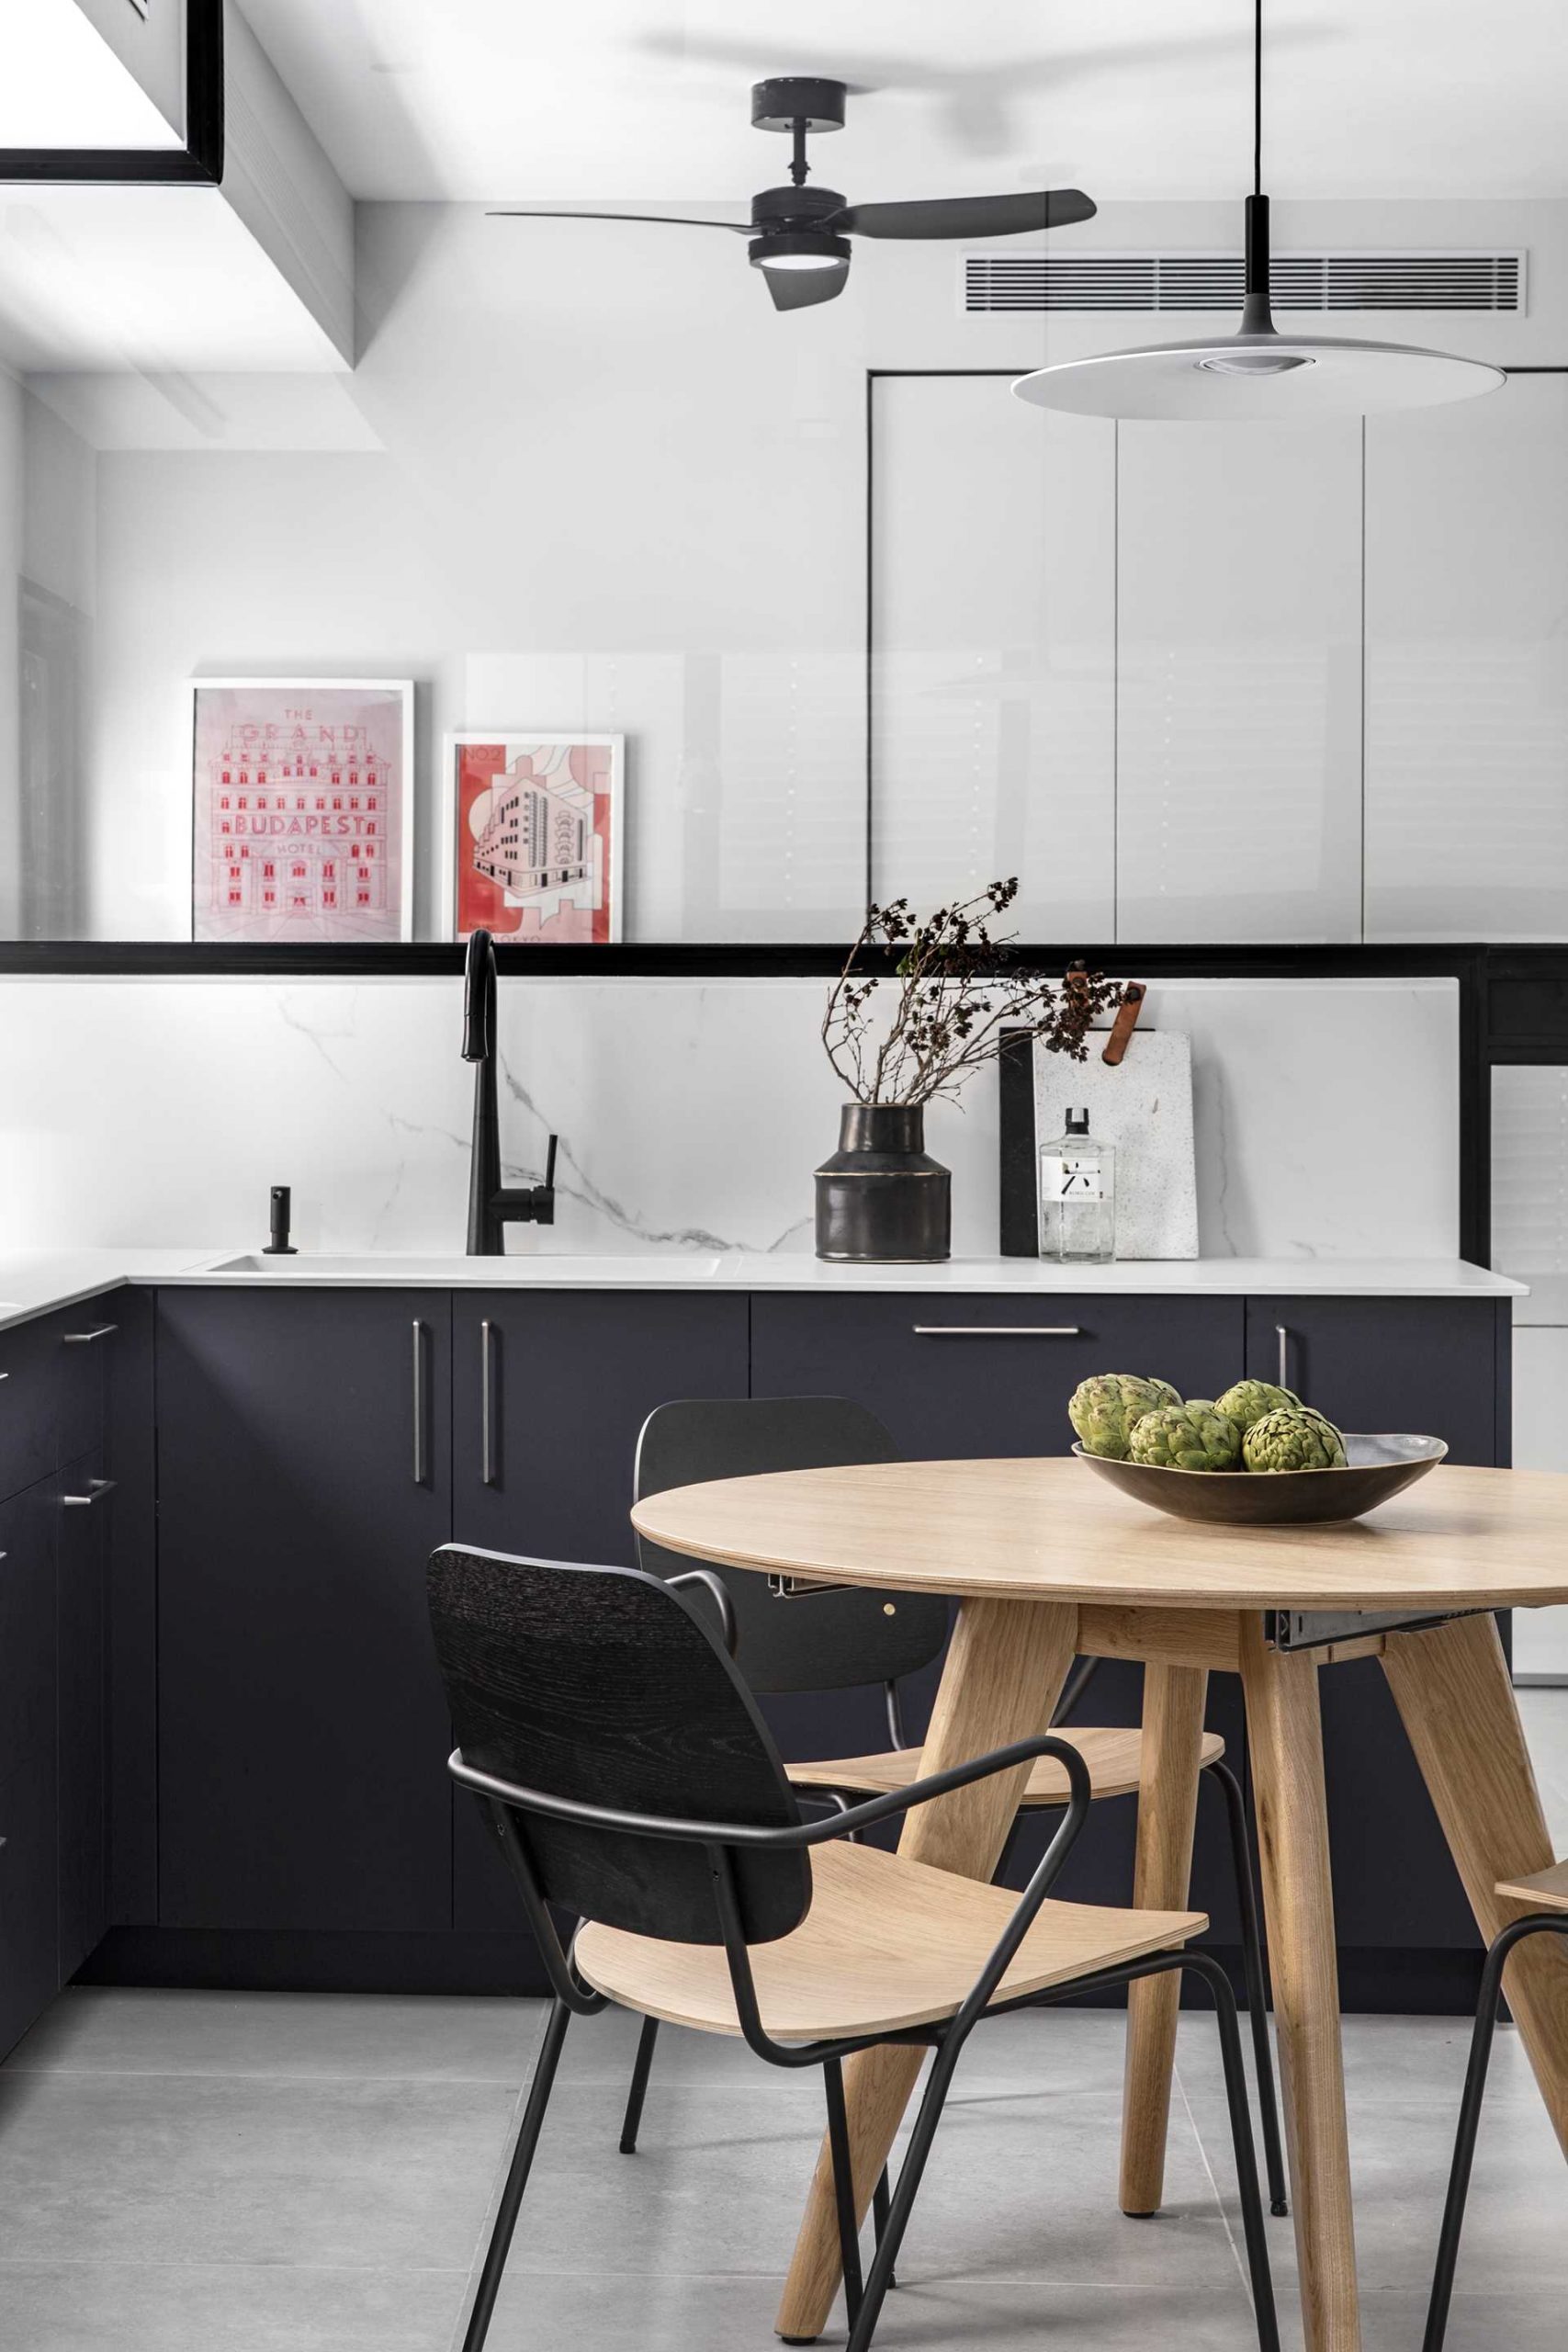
1253,0 -> 1263,196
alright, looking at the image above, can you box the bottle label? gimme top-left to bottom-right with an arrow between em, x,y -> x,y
1042,1154 -> 1103,1202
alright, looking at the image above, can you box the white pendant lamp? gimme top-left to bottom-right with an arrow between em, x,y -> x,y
1013,0 -> 1504,422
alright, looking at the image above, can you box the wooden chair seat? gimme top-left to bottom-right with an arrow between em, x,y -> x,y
1495,1858 -> 1568,1912
575,1838 -> 1204,2043
790,1724 -> 1226,1809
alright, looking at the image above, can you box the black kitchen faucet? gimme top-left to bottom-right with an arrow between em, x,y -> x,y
461,927 -> 558,1254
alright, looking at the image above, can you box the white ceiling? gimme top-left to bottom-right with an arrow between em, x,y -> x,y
241,0 -> 1568,204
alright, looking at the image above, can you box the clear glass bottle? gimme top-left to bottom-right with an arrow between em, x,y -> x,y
1038,1107 -> 1116,1264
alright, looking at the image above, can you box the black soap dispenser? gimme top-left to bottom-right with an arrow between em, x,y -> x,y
263,1185 -> 298,1256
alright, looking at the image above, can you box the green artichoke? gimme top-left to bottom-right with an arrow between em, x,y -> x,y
1243,1407 -> 1348,1473
1128,1401 -> 1242,1473
1214,1378 -> 1302,1432
1069,1374 -> 1185,1461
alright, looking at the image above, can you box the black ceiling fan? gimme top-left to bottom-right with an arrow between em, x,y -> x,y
491,76 -> 1096,311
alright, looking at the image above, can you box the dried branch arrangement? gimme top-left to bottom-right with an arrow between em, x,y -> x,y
821,880 -> 1122,1108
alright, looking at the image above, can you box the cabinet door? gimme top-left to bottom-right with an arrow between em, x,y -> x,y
1247,1295 -> 1505,1952
451,1291 -> 749,1562
1366,377 -> 1568,940
1248,1296 -> 1505,1465
1116,421 -> 1363,943
156,1291 -> 455,1933
450,1290 -> 748,1932
0,1483 -> 59,2058
57,1450 -> 110,1981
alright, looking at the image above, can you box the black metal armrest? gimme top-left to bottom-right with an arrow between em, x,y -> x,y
666,1566 -> 738,1657
447,1730 -> 1091,1854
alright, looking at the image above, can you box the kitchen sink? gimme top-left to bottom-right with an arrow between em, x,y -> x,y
198,1252 -> 728,1283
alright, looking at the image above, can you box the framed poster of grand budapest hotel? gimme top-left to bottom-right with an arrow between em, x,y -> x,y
443,734 -> 624,944
191,680 -> 414,944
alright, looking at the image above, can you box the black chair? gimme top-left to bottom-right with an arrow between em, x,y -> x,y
626,1395 -> 1288,2214
427,1541 -> 1280,2352
1423,1860 -> 1568,2352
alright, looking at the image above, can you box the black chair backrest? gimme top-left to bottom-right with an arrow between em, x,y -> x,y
426,1543 -> 809,1946
634,1396 -> 949,1695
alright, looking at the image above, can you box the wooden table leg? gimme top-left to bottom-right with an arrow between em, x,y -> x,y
1240,1615 -> 1360,2352
773,1595 -> 1077,2343
1383,1611 -> 1568,2158
1119,1661 -> 1209,2213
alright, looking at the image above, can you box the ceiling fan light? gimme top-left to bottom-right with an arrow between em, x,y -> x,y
1197,348 -> 1315,376
749,230 -> 850,274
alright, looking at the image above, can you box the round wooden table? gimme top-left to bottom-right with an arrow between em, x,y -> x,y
631,1456 -> 1568,2352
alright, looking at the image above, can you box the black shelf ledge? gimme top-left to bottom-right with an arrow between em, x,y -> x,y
0,939 -> 1493,980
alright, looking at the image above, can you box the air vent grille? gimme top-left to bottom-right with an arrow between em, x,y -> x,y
963,251 -> 1524,315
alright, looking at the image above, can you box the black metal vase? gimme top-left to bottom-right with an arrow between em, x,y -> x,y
814,1103 -> 952,1263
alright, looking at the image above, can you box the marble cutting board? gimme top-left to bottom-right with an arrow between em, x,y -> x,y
1034,1030 -> 1199,1260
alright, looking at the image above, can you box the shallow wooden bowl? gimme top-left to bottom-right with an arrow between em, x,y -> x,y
1072,1432 -> 1449,1527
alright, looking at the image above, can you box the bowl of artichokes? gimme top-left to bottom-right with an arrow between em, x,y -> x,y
1067,1373 -> 1446,1525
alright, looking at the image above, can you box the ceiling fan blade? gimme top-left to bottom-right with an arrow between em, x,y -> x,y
829,188 -> 1097,241
761,260 -> 850,311
487,210 -> 752,233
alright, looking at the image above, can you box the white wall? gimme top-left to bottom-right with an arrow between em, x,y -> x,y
30,194 -> 1568,944
0,971 -> 1458,1260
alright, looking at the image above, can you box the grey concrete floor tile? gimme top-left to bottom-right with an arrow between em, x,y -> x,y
4,1987 -> 546,2086
1359,2288 -> 1568,2352
1180,2064 -> 1568,2294
500,2072 -> 1242,2291
0,2261 -> 466,2352
480,2269 -> 1269,2351
0,2070 -> 517,2270
1176,2007 -> 1550,2121
883,2082 -> 1243,2289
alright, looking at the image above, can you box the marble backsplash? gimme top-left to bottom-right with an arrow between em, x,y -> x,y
0,974 -> 1460,1261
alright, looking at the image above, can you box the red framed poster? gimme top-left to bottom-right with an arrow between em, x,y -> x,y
445,734 -> 623,944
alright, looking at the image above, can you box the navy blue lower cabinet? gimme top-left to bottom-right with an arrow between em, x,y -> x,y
749,1292 -> 1249,1938
1252,1296 -> 1508,1988
449,1290 -> 749,1934
0,1481 -> 61,2058
154,1290 -> 457,1936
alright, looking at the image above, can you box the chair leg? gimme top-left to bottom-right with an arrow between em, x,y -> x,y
1421,1920 -> 1559,2352
462,1996 -> 572,2352
618,2012 -> 660,2154
1206,1758 -> 1290,2217
1189,1954 -> 1281,2352
872,2165 -> 897,2290
824,2058 -> 865,2329
845,2037 -> 967,2352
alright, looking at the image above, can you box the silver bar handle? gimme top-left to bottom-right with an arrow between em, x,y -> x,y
62,1325 -> 118,1345
912,1324 -> 1083,1338
1276,1323 -> 1291,1387
412,1319 -> 428,1486
62,1477 -> 116,1508
480,1318 -> 498,1487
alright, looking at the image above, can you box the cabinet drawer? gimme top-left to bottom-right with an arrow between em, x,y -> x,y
750,1293 -> 1245,1460
0,1484 -> 57,1787
0,1301 -> 116,1503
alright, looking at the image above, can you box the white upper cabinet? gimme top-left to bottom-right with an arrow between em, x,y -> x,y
1115,421 -> 1364,944
1365,376 -> 1568,941
870,377 -> 1116,939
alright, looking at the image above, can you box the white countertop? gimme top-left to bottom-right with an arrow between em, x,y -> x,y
0,1246 -> 1526,1334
